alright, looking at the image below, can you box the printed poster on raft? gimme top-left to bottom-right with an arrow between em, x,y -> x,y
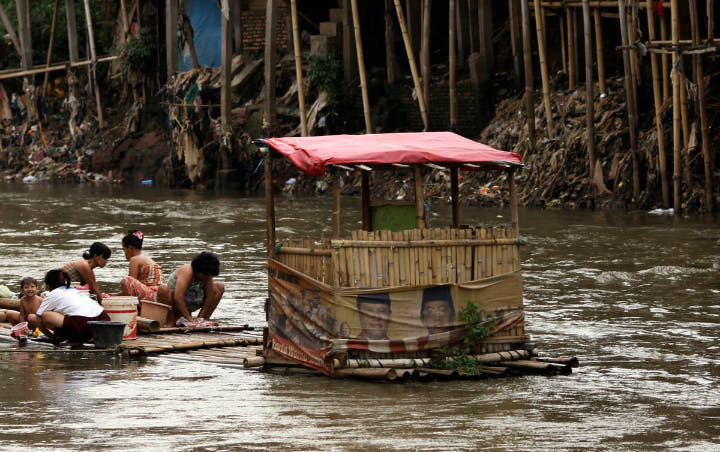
267,260 -> 525,374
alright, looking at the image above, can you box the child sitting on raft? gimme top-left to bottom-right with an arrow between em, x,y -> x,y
60,242 -> 111,302
29,270 -> 110,343
117,230 -> 166,302
5,277 -> 42,330
156,251 -> 224,327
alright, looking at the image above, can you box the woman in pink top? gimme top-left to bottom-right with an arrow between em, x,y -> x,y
118,230 -> 166,302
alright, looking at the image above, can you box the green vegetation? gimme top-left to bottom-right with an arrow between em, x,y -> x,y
306,54 -> 342,108
428,302 -> 495,375
117,28 -> 156,76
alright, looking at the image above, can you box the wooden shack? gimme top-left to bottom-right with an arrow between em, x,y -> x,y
259,132 -> 545,378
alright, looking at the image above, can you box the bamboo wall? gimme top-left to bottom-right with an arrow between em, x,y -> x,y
275,226 -> 520,289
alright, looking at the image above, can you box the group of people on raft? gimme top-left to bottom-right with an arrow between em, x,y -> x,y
5,230 -> 224,344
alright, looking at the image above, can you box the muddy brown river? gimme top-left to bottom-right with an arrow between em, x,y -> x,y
0,183 -> 718,451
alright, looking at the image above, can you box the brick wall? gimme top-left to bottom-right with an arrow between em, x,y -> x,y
241,6 -> 289,51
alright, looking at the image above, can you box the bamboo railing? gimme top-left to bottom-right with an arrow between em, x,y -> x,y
274,226 -> 520,289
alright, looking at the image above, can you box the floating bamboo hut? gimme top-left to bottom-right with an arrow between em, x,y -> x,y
258,132 -> 574,379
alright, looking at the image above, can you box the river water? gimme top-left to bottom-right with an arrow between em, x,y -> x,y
0,183 -> 718,451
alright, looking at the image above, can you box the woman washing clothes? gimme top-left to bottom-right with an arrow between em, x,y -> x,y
60,242 -> 112,302
117,230 -> 166,302
28,269 -> 110,343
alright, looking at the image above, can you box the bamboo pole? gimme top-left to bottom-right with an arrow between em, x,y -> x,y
582,0 -> 596,189
83,0 -> 104,128
671,0 -> 681,212
508,0 -> 521,83
690,0 -> 713,212
393,0 -> 429,130
0,55 -> 118,81
618,0 -> 640,201
137,317 -> 160,333
290,0 -> 308,136
330,237 -> 520,248
0,298 -> 20,310
451,167 -> 459,227
414,165 -> 426,229
421,0 -> 431,110
449,0 -> 457,128
0,3 -> 21,56
708,0 -> 714,43
16,0 -> 31,72
165,0 -> 178,78
264,148 -> 276,257
385,0 -> 398,85
593,8 -> 607,95
533,0 -> 555,137
264,0 -> 278,136
566,5 -> 576,90
333,171 -> 342,237
467,0 -> 476,54
646,0 -> 669,208
333,367 -> 399,380
509,169 -> 519,233
350,0 -> 373,134
660,11 -> 670,100
42,0 -> 60,97
220,0 -> 232,134
520,0 -> 535,152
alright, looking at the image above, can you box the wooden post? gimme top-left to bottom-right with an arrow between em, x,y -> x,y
559,11 -> 567,74
520,0 -> 535,152
671,0 -> 681,212
16,0 -> 31,72
508,0 -> 521,84
350,0 -> 373,134
509,169 -> 518,234
467,0 -> 476,54
449,0 -> 457,129
690,0 -> 713,212
477,0 -> 492,83
119,0 -> 130,39
385,0 -> 398,85
566,5 -> 576,90
264,0 -> 278,136
708,0 -> 714,42
83,0 -> 104,128
221,0 -> 232,132
582,0 -> 595,186
0,3 -> 21,56
290,0 -> 308,136
421,0 -> 431,110
65,0 -> 79,64
414,165 -> 426,229
42,0 -> 60,97
361,171 -> 371,230
451,167 -> 459,227
618,0 -> 640,201
455,0 -> 465,63
593,8 -> 606,95
533,0 -> 555,137
166,0 -> 178,79
646,0 -> 669,208
342,0 -> 355,82
333,171 -> 342,237
233,0 -> 243,52
393,0 -> 429,130
263,148 -> 276,258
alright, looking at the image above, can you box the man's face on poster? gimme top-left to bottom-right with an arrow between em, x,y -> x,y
358,302 -> 391,340
421,299 -> 454,334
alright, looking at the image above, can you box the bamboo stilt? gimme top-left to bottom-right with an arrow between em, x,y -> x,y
350,0 -> 373,134
290,0 -> 308,136
560,11 -> 568,74
449,0 -> 457,128
660,12 -> 670,101
533,0 -> 555,137
679,72 -> 691,189
264,0 -> 278,136
566,6 -> 576,90
83,0 -> 104,128
520,0 -> 535,152
582,0 -> 595,189
421,0 -> 431,110
508,0 -> 521,83
618,0 -> 640,202
385,0 -> 398,85
41,0 -> 60,97
414,165 -> 426,229
0,3 -> 21,56
593,8 -> 606,95
393,0 -> 429,130
690,0 -> 713,212
451,167 -> 459,227
646,0 -> 670,208
264,149 -> 276,258
333,171 -> 342,238
671,0 -> 681,212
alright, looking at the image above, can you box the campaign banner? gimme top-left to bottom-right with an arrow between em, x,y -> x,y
267,259 -> 524,374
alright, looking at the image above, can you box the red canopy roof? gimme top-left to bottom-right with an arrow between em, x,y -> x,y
262,132 -> 522,176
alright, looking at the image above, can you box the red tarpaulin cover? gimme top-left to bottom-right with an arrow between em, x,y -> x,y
262,132 -> 522,176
